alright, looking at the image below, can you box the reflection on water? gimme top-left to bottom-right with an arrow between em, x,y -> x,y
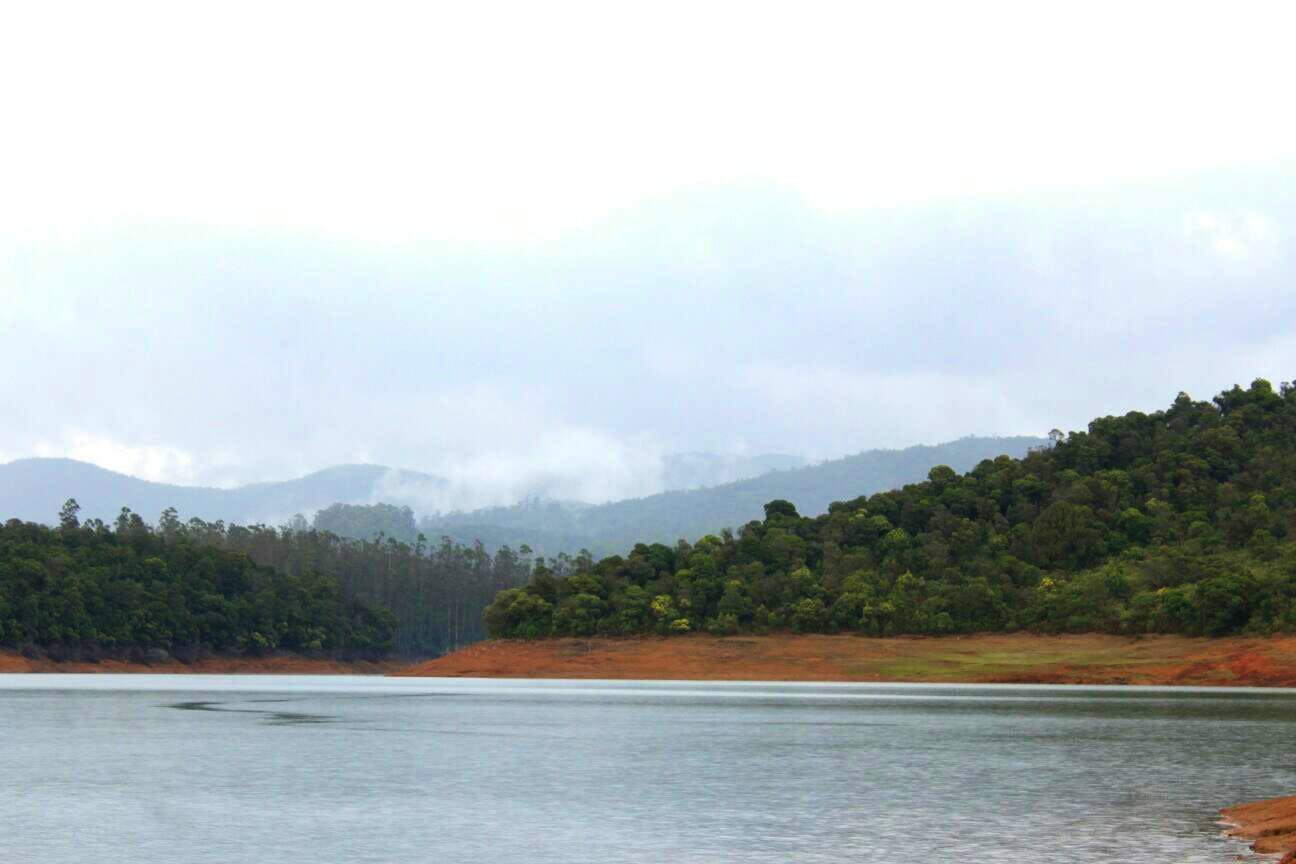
166,700 -> 339,725
1,675 -> 1292,863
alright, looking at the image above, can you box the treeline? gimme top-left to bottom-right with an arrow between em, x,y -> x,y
0,508 -> 394,660
486,380 -> 1296,640
0,504 -> 532,659
198,516 -> 533,653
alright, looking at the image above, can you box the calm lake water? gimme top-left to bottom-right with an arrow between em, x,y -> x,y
1,676 -> 1293,863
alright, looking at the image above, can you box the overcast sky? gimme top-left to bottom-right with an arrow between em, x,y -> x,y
2,2 -> 1294,508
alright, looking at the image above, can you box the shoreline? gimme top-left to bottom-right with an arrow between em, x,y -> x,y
0,649 -> 406,675
8,633 -> 1296,684
395,633 -> 1296,686
1223,795 -> 1296,862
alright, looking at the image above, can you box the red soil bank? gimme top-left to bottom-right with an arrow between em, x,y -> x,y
395,632 -> 1296,685
1223,795 -> 1296,863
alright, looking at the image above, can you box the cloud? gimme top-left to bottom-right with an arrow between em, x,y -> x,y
353,387 -> 671,510
415,429 -> 667,512
2,169 -> 1296,507
33,432 -> 205,485
736,364 -> 1039,458
1184,210 -> 1280,260
4,3 -> 1295,242
4,3 -> 1295,514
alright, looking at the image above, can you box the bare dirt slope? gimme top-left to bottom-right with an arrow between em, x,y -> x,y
1223,795 -> 1296,862
396,633 -> 1296,685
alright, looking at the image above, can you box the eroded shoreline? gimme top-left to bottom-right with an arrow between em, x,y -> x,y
1223,795 -> 1296,862
395,633 -> 1296,685
9,633 -> 1296,684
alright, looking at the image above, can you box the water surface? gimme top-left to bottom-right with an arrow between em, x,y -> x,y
2,675 -> 1292,862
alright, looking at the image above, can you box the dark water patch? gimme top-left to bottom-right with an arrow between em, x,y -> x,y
166,699 -> 338,725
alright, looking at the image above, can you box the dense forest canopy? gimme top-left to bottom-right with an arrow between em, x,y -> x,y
313,502 -> 419,544
486,381 -> 1296,640
0,511 -> 394,659
0,504 -> 531,659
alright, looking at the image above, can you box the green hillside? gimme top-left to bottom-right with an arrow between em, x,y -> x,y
486,381 -> 1296,639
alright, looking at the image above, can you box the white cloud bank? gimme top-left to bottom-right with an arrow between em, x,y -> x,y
33,432 -> 205,486
1184,211 -> 1281,260
1,3 -> 1294,506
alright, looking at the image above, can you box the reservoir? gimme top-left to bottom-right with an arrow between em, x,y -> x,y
2,676 -> 1292,862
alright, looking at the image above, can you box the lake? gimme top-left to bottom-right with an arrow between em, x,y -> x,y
1,676 -> 1292,863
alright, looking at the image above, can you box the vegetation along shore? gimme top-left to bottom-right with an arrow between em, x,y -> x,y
484,382 -> 1296,645
0,649 -> 402,675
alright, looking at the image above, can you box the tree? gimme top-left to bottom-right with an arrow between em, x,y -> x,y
763,500 -> 799,521
553,593 -> 607,636
58,499 -> 81,531
927,465 -> 957,486
159,506 -> 180,538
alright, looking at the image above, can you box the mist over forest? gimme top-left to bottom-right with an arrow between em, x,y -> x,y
0,436 -> 1044,556
0,448 -> 814,527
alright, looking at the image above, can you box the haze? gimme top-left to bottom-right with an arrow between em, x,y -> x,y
2,1 -> 1294,509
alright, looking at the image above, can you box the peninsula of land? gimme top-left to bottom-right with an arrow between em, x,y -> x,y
396,633 -> 1296,685
1223,794 -> 1296,862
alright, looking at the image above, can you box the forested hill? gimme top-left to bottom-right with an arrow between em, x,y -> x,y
423,436 -> 1046,556
0,516 -> 397,659
0,506 -> 531,659
0,459 -> 446,526
485,381 -> 1296,640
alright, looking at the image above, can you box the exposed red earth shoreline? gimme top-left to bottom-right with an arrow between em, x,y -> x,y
395,632 -> 1296,685
9,633 -> 1296,685
1223,795 -> 1296,863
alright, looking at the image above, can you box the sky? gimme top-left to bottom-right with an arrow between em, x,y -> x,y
2,1 -> 1295,509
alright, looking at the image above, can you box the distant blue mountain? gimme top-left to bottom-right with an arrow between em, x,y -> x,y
0,450 -> 805,529
422,436 -> 1048,556
0,458 -> 444,526
660,452 -> 808,490
2,436 -> 1045,554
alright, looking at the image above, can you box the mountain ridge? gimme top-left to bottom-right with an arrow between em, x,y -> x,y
0,458 -> 443,526
0,448 -> 822,529
1,437 -> 1044,555
422,436 -> 1047,555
